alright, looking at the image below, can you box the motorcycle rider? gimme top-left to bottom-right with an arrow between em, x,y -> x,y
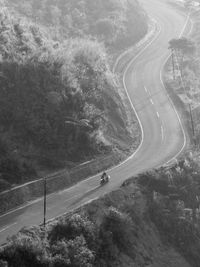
101,171 -> 108,183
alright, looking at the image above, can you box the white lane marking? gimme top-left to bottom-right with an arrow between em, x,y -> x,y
146,86 -> 159,116
79,160 -> 92,166
179,9 -> 191,37
150,99 -> 154,105
0,222 -> 17,233
161,126 -> 164,141
146,87 -> 151,98
145,86 -> 154,104
121,25 -> 161,163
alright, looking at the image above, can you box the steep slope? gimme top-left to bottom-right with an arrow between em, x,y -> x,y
0,3 -> 141,190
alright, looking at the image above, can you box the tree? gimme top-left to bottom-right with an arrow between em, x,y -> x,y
169,37 -> 196,79
95,18 -> 115,41
0,232 -> 48,267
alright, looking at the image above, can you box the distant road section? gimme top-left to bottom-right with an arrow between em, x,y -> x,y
0,0 -> 192,244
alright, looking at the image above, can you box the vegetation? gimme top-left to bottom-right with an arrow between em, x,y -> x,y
0,210 -> 137,266
6,0 -> 148,50
0,4 -> 113,188
169,37 -> 196,79
2,156 -> 200,266
0,0 -> 148,190
138,156 -> 200,267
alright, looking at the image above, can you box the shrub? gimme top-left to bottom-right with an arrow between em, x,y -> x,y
49,214 -> 97,249
97,207 -> 135,263
67,236 -> 95,267
0,232 -> 48,267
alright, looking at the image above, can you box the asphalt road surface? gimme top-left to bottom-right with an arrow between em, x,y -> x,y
0,0 -> 192,244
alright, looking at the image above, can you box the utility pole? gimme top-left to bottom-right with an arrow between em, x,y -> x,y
171,49 -> 176,80
173,49 -> 196,146
43,177 -> 47,228
188,102 -> 195,145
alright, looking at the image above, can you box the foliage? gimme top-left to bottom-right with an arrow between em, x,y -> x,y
49,214 -> 97,249
169,37 -> 196,56
51,236 -> 95,267
3,158 -> 200,266
0,0 -> 148,188
0,4 -> 119,187
0,215 -> 96,266
142,158 -> 200,267
0,231 -> 49,267
7,0 -> 148,49
0,207 -> 137,267
95,207 -> 136,265
168,37 -> 196,78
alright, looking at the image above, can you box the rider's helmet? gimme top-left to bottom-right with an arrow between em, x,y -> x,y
101,171 -> 106,179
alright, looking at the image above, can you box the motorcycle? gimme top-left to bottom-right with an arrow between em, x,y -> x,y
100,173 -> 110,185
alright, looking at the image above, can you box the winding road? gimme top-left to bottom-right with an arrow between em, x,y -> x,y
0,0 -> 193,244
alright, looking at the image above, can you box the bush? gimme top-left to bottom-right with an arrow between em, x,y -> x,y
0,3 -> 116,186
143,162 -> 200,267
0,232 -> 48,267
97,207 -> 135,263
49,214 -> 97,249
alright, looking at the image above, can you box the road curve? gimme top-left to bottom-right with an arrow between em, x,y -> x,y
0,0 -> 192,244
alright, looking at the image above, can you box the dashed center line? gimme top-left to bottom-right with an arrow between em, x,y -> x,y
161,125 -> 164,141
145,87 -> 163,142
144,86 -> 152,99
150,99 -> 154,105
0,222 -> 17,233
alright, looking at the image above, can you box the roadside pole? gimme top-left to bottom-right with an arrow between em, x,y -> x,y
43,177 -> 47,228
189,102 -> 196,145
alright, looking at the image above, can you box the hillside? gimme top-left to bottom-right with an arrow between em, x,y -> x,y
0,0 -> 149,191
2,156 -> 200,266
6,0 -> 148,51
